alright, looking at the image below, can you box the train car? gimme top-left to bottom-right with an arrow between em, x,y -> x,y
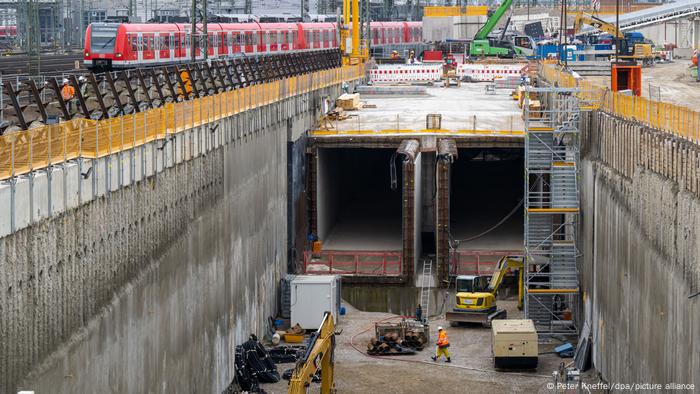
84,20 -> 422,70
0,25 -> 17,40
298,23 -> 337,50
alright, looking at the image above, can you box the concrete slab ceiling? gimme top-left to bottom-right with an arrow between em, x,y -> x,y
317,83 -> 525,137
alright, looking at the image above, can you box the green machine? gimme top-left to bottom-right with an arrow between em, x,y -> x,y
469,0 -> 516,58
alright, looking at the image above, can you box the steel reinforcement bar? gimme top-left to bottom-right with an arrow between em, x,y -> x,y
0,52 -> 364,181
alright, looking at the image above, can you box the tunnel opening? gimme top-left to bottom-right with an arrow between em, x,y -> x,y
312,147 -> 407,276
448,148 -> 524,275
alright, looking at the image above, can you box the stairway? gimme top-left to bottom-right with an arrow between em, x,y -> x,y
523,87 -> 581,336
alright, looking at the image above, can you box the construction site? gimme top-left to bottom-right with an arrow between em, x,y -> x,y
1,0 -> 699,393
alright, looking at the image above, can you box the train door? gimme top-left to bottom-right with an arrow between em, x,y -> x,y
159,33 -> 170,62
304,30 -> 311,51
220,32 -> 228,57
127,33 -> 138,62
232,31 -> 241,54
137,33 -> 144,63
175,32 -> 184,59
243,31 -> 253,54
255,31 -> 264,53
142,33 -> 154,61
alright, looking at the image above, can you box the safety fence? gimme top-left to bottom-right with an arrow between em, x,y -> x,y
539,62 -> 700,143
369,63 -> 527,84
313,112 -> 525,136
303,250 -> 402,276
0,65 -> 365,181
449,249 -> 522,276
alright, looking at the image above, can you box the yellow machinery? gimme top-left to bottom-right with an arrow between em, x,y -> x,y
573,12 -> 655,65
340,0 -> 368,65
573,12 -> 623,39
446,255 -> 523,327
288,312 -> 336,393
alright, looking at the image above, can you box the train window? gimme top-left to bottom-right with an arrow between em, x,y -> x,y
129,35 -> 137,52
245,33 -> 252,46
89,23 -> 118,54
305,31 -> 311,44
148,36 -> 154,50
232,32 -> 240,45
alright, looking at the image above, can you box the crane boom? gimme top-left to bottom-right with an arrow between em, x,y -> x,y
487,255 -> 524,310
474,0 -> 513,40
573,12 -> 624,38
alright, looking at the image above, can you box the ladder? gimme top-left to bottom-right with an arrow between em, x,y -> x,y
419,258 -> 432,322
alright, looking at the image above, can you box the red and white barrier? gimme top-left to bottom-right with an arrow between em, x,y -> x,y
370,63 -> 527,83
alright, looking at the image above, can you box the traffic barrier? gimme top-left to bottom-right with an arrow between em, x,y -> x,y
369,63 -> 527,84
304,250 -> 402,276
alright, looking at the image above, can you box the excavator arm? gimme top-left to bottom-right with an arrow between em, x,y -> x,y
573,12 -> 624,38
487,255 -> 524,310
474,0 -> 513,40
288,312 -> 336,394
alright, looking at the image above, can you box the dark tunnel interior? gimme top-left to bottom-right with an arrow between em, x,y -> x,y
449,148 -> 524,251
317,148 -> 404,251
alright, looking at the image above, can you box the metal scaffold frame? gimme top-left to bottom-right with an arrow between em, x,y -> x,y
523,86 -> 581,338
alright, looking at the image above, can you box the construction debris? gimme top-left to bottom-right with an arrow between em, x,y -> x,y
234,334 -> 280,392
267,345 -> 307,364
366,319 -> 428,355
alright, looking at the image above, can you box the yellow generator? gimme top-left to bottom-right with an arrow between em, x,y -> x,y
491,319 -> 538,369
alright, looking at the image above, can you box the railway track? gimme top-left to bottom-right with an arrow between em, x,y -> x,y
0,53 -> 84,75
0,49 -> 341,133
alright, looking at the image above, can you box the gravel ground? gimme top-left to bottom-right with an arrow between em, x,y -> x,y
260,299 -> 570,393
586,60 -> 700,112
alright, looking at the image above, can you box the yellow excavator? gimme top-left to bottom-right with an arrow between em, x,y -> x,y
573,12 -> 655,65
288,311 -> 336,393
446,255 -> 523,327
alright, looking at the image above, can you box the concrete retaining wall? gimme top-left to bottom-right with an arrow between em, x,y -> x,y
580,111 -> 700,389
0,79 -> 352,393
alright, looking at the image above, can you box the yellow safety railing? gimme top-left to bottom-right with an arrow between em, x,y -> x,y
423,5 -> 488,17
539,62 -> 700,143
0,65 -> 365,180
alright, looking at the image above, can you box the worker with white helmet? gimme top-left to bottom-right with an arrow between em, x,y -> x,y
61,78 -> 75,112
431,326 -> 451,363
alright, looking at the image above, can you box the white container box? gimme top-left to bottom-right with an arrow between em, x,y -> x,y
290,275 -> 341,330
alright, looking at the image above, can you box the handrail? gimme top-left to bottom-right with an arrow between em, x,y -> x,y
539,62 -> 700,143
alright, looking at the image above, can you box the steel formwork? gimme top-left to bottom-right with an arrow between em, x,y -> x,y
523,86 -> 581,337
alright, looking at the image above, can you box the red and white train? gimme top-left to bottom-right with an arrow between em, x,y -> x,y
84,21 -> 422,69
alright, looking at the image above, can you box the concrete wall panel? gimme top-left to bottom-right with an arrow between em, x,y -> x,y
0,80 -> 348,393
581,111 -> 700,389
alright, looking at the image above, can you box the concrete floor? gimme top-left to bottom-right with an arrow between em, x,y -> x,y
323,198 -> 403,251
262,300 -> 564,393
335,83 -> 524,133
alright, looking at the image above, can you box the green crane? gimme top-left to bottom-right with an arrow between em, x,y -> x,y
469,0 -> 515,58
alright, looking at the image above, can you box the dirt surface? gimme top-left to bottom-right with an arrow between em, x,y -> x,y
261,300 -> 569,393
585,61 -> 700,111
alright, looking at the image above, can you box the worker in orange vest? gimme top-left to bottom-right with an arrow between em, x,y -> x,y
61,79 -> 75,111
431,326 -> 451,362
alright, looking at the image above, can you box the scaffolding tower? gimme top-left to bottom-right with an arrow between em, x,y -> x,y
523,86 -> 581,338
